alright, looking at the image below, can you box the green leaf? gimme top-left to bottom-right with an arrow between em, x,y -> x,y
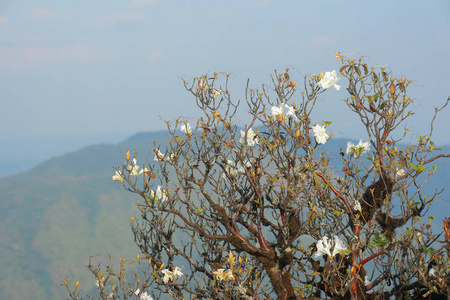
372,232 -> 390,247
408,162 -> 427,172
429,141 -> 441,151
313,172 -> 319,185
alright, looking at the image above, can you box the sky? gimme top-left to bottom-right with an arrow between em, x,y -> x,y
1,0 -> 449,176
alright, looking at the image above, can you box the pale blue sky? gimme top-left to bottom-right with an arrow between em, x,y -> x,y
1,0 -> 449,175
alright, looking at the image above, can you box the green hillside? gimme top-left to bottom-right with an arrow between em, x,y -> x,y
0,132 -> 167,300
0,132 -> 448,300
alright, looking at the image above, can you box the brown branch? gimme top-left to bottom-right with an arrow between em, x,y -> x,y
316,172 -> 355,220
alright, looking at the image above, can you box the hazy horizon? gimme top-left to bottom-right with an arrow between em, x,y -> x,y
2,0 -> 450,175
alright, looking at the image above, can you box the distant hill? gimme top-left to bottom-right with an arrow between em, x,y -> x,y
0,134 -> 128,178
0,131 -> 167,300
0,131 -> 449,300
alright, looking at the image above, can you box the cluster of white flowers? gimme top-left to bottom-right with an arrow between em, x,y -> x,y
134,289 -> 153,300
212,268 -> 235,281
126,157 -> 140,175
314,236 -> 348,259
237,69 -> 339,148
240,128 -> 259,147
112,155 -> 169,204
161,267 -> 183,284
271,103 -> 298,121
153,149 -> 175,162
223,159 -> 251,179
346,140 -> 370,157
312,124 -> 329,144
112,157 -> 154,182
150,185 -> 168,202
181,123 -> 192,135
318,70 -> 341,90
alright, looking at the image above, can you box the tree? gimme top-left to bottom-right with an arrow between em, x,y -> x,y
65,54 -> 450,300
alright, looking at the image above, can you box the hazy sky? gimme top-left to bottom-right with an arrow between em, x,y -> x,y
1,0 -> 450,145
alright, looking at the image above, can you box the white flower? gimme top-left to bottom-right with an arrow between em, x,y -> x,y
213,269 -> 226,281
353,200 -> 362,212
312,124 -> 329,144
396,168 -> 405,177
137,167 -> 151,177
346,139 -> 370,157
429,267 -> 436,277
240,128 -> 259,147
357,140 -> 370,152
181,123 -> 192,135
346,141 -> 354,155
225,269 -> 235,280
161,269 -> 173,283
238,161 -> 252,173
314,235 -> 348,259
271,105 -> 283,117
126,158 -> 139,175
223,160 -> 251,178
154,149 -> 175,162
173,267 -> 183,278
318,70 -> 341,90
140,292 -> 153,300
154,149 -> 165,161
212,88 -> 222,99
153,185 -> 167,202
95,278 -> 104,288
213,269 -> 234,281
331,235 -> 347,257
112,170 -> 123,183
223,160 -> 238,178
135,289 -> 153,300
364,276 -> 371,286
161,267 -> 183,284
271,103 -> 298,121
314,236 -> 332,258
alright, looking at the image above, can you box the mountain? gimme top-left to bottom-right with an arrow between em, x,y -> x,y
0,131 -> 167,300
0,134 -> 128,178
0,131 -> 449,299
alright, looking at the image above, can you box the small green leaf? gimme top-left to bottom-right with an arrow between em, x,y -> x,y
408,162 -> 427,172
313,172 -> 319,185
372,232 -> 390,247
